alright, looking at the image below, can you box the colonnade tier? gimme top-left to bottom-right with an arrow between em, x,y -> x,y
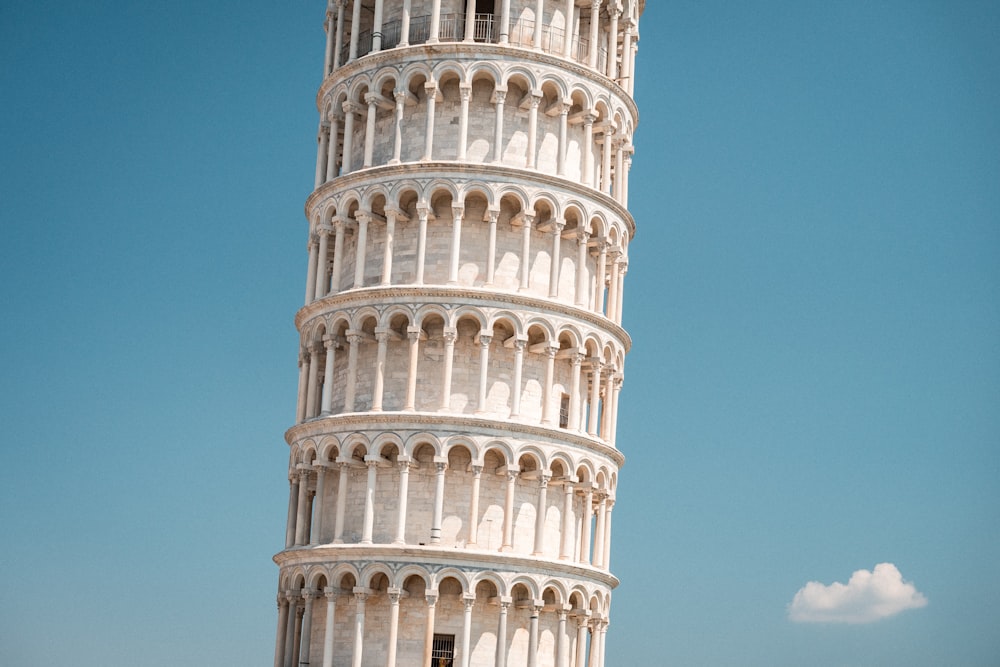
303,166 -> 632,323
322,0 -> 642,92
294,295 -> 625,445
274,554 -> 613,667
313,48 -> 637,205
281,424 -> 618,566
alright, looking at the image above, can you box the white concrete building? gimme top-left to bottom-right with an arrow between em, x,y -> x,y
274,2 -> 643,666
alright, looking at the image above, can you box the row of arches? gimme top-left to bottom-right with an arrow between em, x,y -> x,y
284,433 -> 618,570
314,55 -> 636,204
304,178 -> 631,325
295,304 -> 626,444
323,0 -> 642,96
276,561 -> 611,667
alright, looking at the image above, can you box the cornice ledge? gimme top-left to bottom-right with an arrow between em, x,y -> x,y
273,544 -> 620,588
318,43 -> 638,120
294,285 -> 631,351
283,413 -> 626,466
304,163 -> 637,238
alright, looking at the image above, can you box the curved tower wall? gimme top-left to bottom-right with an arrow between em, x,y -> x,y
274,2 -> 642,667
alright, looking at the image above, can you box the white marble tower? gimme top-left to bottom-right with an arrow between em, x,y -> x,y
274,2 -> 642,666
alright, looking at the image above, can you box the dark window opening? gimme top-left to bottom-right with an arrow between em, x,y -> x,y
432,634 -> 455,667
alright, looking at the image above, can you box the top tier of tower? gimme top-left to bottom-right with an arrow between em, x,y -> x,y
322,1 -> 642,96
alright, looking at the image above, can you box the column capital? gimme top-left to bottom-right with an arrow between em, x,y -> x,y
342,100 -> 363,115
477,333 -> 493,348
388,587 -> 402,604
462,593 -> 476,609
353,589 -> 369,603
425,591 -> 439,607
470,464 -> 484,476
302,587 -> 320,600
442,328 -> 458,344
324,586 -> 338,598
451,204 -> 465,219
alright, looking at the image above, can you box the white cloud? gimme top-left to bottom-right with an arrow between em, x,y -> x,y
788,563 -> 928,624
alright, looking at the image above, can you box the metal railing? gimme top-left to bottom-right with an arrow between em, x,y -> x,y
337,14 -> 608,74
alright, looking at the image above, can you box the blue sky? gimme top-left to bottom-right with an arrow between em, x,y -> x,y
1,1 -> 998,665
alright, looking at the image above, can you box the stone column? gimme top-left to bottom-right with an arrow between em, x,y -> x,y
588,0 -> 601,67
592,493 -> 607,568
352,212 -> 369,288
422,82 -> 437,160
579,486 -> 593,564
311,465 -> 327,544
390,91 -> 405,164
556,608 -> 570,667
460,594 -> 476,667
533,475 -> 550,554
399,0 -> 411,47
583,113 -> 596,187
404,327 -> 421,411
322,588 -> 337,667
560,480 -> 575,559
575,229 -> 590,305
476,333 -> 492,413
343,332 -> 361,412
532,0 -> 545,48
542,346 -> 558,425
295,468 -> 310,546
593,241 -> 607,314
563,0 -> 575,56
495,598 -> 511,666
613,138 -> 625,202
283,593 -> 300,667
314,224 -> 331,299
363,94 -> 378,168
569,352 -> 584,430
305,345 -> 321,419
464,0 -> 476,41
501,470 -> 517,551
348,0 -> 362,60
315,123 -> 330,189
350,590 -> 367,667
340,101 -> 358,174
428,0 -> 442,42
606,7 -> 619,79
422,593 -> 438,667
371,0 -> 385,52
285,476 -> 299,548
511,339 -> 526,417
430,460 -> 447,543
381,212 -> 396,286
597,620 -> 609,667
361,457 -> 379,544
600,364 -> 615,441
458,83 -> 472,160
296,351 -> 309,423
321,337 -> 337,416
519,214 -> 534,290
603,499 -> 615,569
485,208 -> 499,285
394,459 -> 411,544
305,233 -> 319,304
587,620 -> 599,667
274,595 -> 289,667
527,602 -> 543,667
371,329 -> 389,411
493,87 -> 507,163
448,204 -> 464,284
333,462 -> 349,542
439,328 -> 457,411
609,374 -> 622,443
557,104 -> 570,176
299,589 -> 317,667
615,262 -> 627,324
326,114 -> 341,181
549,219 -> 565,298
600,125 -> 614,194
330,218 -> 346,293
385,588 -> 402,667
332,0 -> 346,70
526,93 -> 541,168
414,206 -> 429,284
587,361 -> 602,435
494,0 -> 509,42
574,614 -> 590,667
467,464 -> 483,546
605,248 -> 621,321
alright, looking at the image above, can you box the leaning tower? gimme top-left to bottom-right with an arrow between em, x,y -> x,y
274,2 -> 642,666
